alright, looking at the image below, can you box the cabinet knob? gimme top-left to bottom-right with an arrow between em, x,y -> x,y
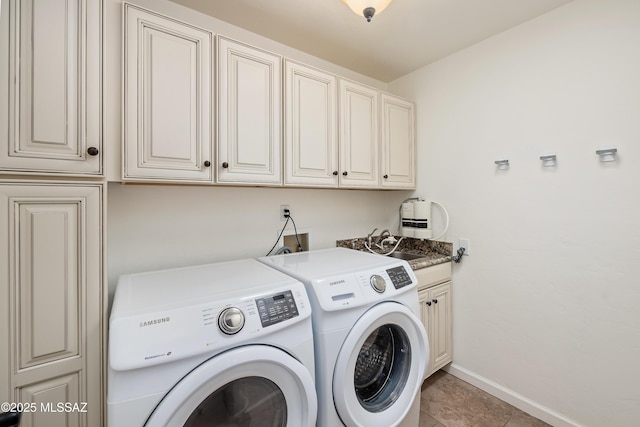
333,171 -> 338,176
432,299 -> 438,304
87,147 -> 99,156
204,160 -> 211,167
222,162 -> 229,169
426,301 -> 432,306
342,171 -> 348,176
383,174 -> 389,179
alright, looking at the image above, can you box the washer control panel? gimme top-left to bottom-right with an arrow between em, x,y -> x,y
109,282 -> 310,371
256,290 -> 299,327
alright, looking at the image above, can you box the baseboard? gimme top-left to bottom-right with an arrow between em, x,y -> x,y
444,364 -> 582,427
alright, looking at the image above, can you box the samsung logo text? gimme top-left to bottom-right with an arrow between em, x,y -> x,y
139,317 -> 170,327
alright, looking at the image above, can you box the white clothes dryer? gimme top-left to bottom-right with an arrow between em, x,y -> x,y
107,259 -> 317,427
259,248 -> 429,427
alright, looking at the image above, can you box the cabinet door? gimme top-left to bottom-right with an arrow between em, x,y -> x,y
123,4 -> 213,182
429,281 -> 453,372
338,79 -> 379,188
418,288 -> 434,376
0,182 -> 103,427
380,94 -> 415,189
0,0 -> 101,175
218,37 -> 282,185
284,60 -> 338,187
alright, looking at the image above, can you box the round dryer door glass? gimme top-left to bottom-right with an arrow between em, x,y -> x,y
354,324 -> 411,412
184,376 -> 287,427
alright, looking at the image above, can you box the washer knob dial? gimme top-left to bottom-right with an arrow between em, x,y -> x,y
370,275 -> 387,293
218,307 -> 245,335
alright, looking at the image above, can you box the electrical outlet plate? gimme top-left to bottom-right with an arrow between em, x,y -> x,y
458,238 -> 470,255
280,204 -> 290,221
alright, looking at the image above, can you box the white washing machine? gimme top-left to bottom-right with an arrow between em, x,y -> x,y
107,259 -> 317,427
259,248 -> 429,427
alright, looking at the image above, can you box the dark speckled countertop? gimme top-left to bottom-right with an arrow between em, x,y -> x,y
336,235 -> 452,270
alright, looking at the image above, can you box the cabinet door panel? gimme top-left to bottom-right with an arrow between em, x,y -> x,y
430,282 -> 452,371
418,288 -> 433,376
381,94 -> 415,188
284,60 -> 338,186
339,80 -> 378,188
17,202 -> 80,369
0,183 -> 102,427
218,37 -> 281,184
0,0 -> 101,175
123,4 -> 212,182
19,373 -> 81,427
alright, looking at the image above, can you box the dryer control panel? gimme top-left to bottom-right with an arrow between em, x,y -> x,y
312,262 -> 418,312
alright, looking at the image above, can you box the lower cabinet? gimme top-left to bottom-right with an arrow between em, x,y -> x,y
416,264 -> 452,377
0,181 -> 104,427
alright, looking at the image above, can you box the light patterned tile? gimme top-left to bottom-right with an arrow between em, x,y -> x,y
505,408 -> 551,427
420,408 -> 446,426
421,371 -> 513,427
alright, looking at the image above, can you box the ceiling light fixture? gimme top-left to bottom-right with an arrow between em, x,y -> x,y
342,0 -> 393,22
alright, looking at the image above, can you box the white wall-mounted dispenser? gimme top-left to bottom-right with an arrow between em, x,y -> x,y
399,199 -> 449,240
401,201 -> 415,237
413,200 -> 432,239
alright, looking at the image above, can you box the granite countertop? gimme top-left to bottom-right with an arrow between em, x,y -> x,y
336,235 -> 452,270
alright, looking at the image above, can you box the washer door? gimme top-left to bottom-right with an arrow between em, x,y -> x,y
145,345 -> 317,427
333,302 -> 428,427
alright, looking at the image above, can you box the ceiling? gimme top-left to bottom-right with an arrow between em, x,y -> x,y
170,0 -> 574,82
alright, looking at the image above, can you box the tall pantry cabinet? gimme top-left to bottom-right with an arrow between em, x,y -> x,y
0,1 -> 105,427
0,183 -> 103,427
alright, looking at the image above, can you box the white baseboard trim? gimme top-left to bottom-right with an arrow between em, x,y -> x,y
443,364 -> 582,427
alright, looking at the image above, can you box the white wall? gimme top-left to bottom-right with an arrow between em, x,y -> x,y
390,0 -> 640,425
107,184 -> 410,297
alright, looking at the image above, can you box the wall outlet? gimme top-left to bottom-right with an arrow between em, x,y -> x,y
458,238 -> 470,256
280,205 -> 290,221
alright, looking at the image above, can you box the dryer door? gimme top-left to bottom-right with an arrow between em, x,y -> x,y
145,345 -> 317,427
333,302 -> 428,427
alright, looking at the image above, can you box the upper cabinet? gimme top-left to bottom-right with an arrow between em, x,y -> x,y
380,94 -> 416,189
0,0 -> 102,176
122,4 -> 213,183
217,37 -> 282,185
111,3 -> 415,189
338,79 -> 379,188
284,60 -> 338,187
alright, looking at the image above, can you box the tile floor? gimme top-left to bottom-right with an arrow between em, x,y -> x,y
420,371 -> 551,427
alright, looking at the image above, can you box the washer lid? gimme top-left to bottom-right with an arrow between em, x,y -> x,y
111,258 -> 301,316
260,248 -> 418,312
259,247 -> 406,279
145,345 -> 317,427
